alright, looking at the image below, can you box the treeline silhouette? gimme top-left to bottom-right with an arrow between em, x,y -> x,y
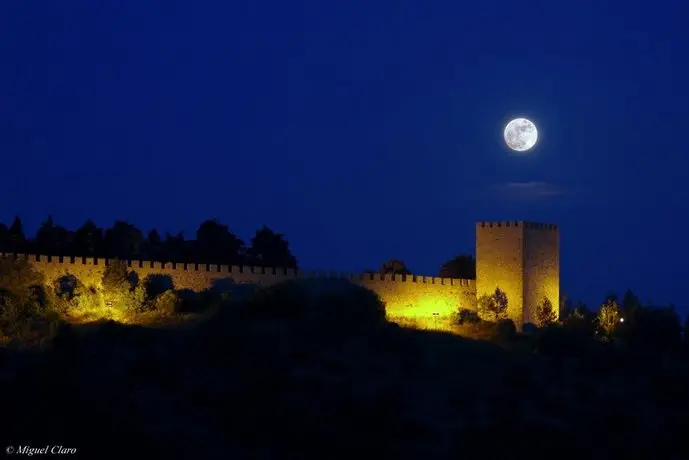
0,216 -> 481,279
0,216 -> 298,268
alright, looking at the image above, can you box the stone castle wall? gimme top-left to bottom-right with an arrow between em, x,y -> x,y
475,221 -> 560,327
0,220 -> 558,328
523,224 -> 559,325
476,221 -> 526,325
0,253 -> 477,322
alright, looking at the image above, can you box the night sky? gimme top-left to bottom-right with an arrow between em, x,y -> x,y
1,2 -> 688,312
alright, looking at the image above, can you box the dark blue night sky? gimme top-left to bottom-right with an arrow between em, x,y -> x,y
1,1 -> 688,312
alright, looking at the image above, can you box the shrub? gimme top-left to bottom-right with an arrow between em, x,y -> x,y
243,279 -> 386,333
0,258 -> 62,345
154,290 -> 180,315
127,283 -> 148,313
454,308 -> 480,325
70,284 -> 105,311
312,283 -> 386,331
562,307 -> 594,337
101,259 -> 131,293
0,258 -> 46,301
0,290 -> 62,346
244,280 -> 308,321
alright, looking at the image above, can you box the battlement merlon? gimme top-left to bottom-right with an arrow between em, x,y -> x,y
476,221 -> 558,230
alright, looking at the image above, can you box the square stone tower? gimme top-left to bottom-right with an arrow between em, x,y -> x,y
475,221 -> 559,329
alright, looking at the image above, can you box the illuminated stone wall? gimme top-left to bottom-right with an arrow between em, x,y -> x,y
476,222 -> 526,326
475,221 -> 560,328
523,223 -> 560,325
0,253 -> 476,324
0,220 -> 558,329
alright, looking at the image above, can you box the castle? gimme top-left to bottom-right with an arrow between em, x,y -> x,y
0,221 -> 559,329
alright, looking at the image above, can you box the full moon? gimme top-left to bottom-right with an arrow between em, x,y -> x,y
503,118 -> 538,152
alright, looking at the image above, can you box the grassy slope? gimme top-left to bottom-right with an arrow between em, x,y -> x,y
1,305 -> 689,460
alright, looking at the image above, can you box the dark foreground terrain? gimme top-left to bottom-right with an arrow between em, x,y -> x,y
2,281 -> 689,460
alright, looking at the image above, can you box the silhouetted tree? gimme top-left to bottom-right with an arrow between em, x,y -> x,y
103,221 -> 144,259
621,289 -> 642,315
7,217 -> 27,253
247,225 -> 297,268
439,254 -> 476,279
559,301 -> 594,336
617,289 -> 642,343
624,304 -> 681,353
35,216 -> 56,255
0,223 -> 8,252
380,259 -> 411,275
35,216 -> 73,255
144,229 -> 164,260
574,300 -> 592,319
535,297 -> 557,328
163,232 -> 187,262
603,291 -> 618,304
478,287 -> 508,322
563,307 -> 585,328
194,219 -> 245,264
559,293 -> 572,318
73,220 -> 103,257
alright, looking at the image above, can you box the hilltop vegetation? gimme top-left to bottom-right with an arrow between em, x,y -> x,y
1,257 -> 689,458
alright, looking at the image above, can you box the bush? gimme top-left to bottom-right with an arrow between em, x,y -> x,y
0,258 -> 46,301
454,308 -> 480,325
0,290 -> 62,346
244,280 -> 309,321
101,259 -> 132,293
154,290 -> 180,315
243,279 -> 386,332
70,284 -> 105,311
0,258 -> 63,345
312,283 -> 386,332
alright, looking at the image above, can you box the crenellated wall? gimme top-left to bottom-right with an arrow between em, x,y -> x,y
0,219 -> 559,329
0,253 -> 476,322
